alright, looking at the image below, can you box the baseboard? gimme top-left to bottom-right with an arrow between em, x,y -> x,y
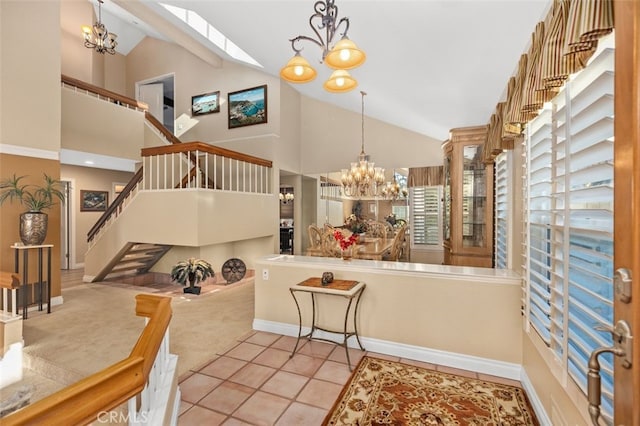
253,319 -> 522,380
520,368 -> 552,426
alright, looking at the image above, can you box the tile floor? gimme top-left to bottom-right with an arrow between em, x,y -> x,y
177,331 -> 523,425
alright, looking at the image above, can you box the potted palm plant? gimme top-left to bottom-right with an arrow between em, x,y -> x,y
0,173 -> 65,245
170,258 -> 215,295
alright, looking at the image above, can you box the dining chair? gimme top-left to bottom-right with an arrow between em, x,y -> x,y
306,224 -> 324,256
383,225 -> 407,261
367,221 -> 388,242
321,229 -> 342,257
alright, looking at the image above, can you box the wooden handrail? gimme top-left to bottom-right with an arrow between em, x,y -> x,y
61,74 -> 148,111
0,271 -> 20,289
2,294 -> 172,426
87,167 -> 144,242
144,111 -> 181,145
141,141 -> 273,168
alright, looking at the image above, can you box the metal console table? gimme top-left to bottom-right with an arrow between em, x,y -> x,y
289,277 -> 366,370
11,244 -> 53,319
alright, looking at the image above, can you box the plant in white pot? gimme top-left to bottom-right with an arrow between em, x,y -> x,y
170,258 -> 215,295
0,173 -> 65,245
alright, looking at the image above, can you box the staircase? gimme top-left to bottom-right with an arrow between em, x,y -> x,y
93,243 -> 172,282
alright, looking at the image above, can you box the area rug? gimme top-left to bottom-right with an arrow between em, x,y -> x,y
323,356 -> 539,425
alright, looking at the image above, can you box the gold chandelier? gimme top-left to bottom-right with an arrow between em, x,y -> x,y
82,0 -> 118,55
279,0 -> 366,93
382,171 -> 408,200
341,91 -> 384,197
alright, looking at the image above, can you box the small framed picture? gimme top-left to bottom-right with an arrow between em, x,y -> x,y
228,85 -> 267,128
369,202 -> 377,214
80,190 -> 108,212
191,91 -> 220,116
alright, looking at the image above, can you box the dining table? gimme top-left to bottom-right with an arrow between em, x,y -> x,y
352,237 -> 393,261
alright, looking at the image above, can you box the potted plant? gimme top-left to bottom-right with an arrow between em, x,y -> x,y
0,173 -> 65,245
170,258 -> 215,295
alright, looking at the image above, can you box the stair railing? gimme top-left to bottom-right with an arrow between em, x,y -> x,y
61,75 -> 148,112
2,294 -> 176,426
141,141 -> 273,193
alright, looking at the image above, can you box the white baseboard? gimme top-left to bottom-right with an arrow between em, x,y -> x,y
520,368 -> 552,426
253,319 -> 522,380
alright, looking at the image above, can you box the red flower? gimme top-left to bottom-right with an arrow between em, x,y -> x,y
334,230 -> 358,250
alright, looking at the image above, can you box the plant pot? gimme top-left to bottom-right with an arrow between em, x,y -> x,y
341,247 -> 353,260
20,212 -> 48,245
183,286 -> 201,295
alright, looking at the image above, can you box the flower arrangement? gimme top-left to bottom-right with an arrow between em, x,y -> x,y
334,230 -> 358,250
344,214 -> 368,234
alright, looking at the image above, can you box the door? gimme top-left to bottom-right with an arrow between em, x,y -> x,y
612,0 -> 639,424
138,82 -> 164,123
60,180 -> 71,269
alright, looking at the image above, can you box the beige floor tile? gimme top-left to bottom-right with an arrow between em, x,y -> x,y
228,363 -> 276,388
224,342 -> 266,361
296,340 -> 336,358
477,373 -> 523,388
437,364 -> 479,379
199,356 -> 248,380
178,400 -> 193,416
275,402 -> 328,426
179,373 -> 223,404
296,379 -> 343,410
260,370 -> 309,399
399,358 -> 438,370
314,360 -> 352,385
232,391 -> 291,426
281,354 -> 324,377
222,418 -> 254,426
270,335 -> 302,352
327,346 -> 366,366
178,405 -> 227,426
244,331 -> 281,347
198,381 -> 254,415
252,347 -> 292,369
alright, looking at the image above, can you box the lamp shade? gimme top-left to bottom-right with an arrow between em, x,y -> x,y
324,37 -> 366,70
323,70 -> 357,93
280,54 -> 317,83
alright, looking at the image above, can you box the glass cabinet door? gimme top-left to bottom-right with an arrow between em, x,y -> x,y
461,144 -> 486,248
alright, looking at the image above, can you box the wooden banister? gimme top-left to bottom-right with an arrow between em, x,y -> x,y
61,74 -> 148,111
87,167 -> 144,242
141,141 -> 273,168
2,294 -> 172,426
0,271 -> 20,289
144,111 -> 181,145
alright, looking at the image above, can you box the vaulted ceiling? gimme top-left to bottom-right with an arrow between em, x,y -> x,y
98,0 -> 551,141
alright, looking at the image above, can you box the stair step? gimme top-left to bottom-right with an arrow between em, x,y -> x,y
110,264 -> 150,273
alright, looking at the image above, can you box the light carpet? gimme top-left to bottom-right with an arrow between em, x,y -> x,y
324,356 -> 539,425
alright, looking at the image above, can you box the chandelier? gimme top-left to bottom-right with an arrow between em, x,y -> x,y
82,0 -> 118,55
279,189 -> 294,204
279,0 -> 366,93
382,171 -> 408,200
341,91 -> 384,198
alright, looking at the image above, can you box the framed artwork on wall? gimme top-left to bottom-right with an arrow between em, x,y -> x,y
228,85 -> 267,129
80,190 -> 108,212
191,91 -> 220,116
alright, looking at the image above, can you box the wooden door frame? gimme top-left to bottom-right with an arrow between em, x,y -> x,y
613,0 -> 639,424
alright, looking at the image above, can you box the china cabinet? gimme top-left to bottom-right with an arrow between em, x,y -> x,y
442,126 -> 493,267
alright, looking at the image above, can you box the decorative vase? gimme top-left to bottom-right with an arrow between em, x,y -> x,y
341,247 -> 352,260
183,285 -> 201,295
321,272 -> 334,285
20,212 -> 48,245
358,233 -> 366,243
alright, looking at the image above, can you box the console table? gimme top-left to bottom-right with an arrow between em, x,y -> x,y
289,277 -> 366,370
11,244 -> 53,319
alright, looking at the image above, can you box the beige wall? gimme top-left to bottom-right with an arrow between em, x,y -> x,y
60,164 -> 134,265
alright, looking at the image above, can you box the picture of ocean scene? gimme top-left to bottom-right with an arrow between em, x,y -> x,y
192,91 -> 220,116
228,85 -> 267,128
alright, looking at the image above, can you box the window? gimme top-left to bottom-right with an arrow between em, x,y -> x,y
410,186 -> 442,246
523,35 -> 614,423
494,152 -> 509,269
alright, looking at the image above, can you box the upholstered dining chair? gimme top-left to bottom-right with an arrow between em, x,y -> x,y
367,221 -> 388,241
321,229 -> 342,258
382,225 -> 407,261
306,225 -> 324,256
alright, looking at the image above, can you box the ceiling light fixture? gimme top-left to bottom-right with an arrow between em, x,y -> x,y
280,0 -> 366,93
382,170 -> 408,200
341,91 -> 384,198
82,0 -> 118,55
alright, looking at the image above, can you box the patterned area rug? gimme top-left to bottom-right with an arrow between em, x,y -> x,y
324,356 -> 539,425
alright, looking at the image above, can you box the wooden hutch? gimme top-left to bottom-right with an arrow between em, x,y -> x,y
442,125 -> 494,267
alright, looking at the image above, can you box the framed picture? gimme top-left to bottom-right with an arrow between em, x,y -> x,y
369,202 -> 377,214
80,190 -> 108,212
191,91 -> 220,116
228,84 -> 267,129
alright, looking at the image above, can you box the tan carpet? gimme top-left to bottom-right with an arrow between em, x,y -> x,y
324,356 -> 539,425
2,278 -> 254,405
